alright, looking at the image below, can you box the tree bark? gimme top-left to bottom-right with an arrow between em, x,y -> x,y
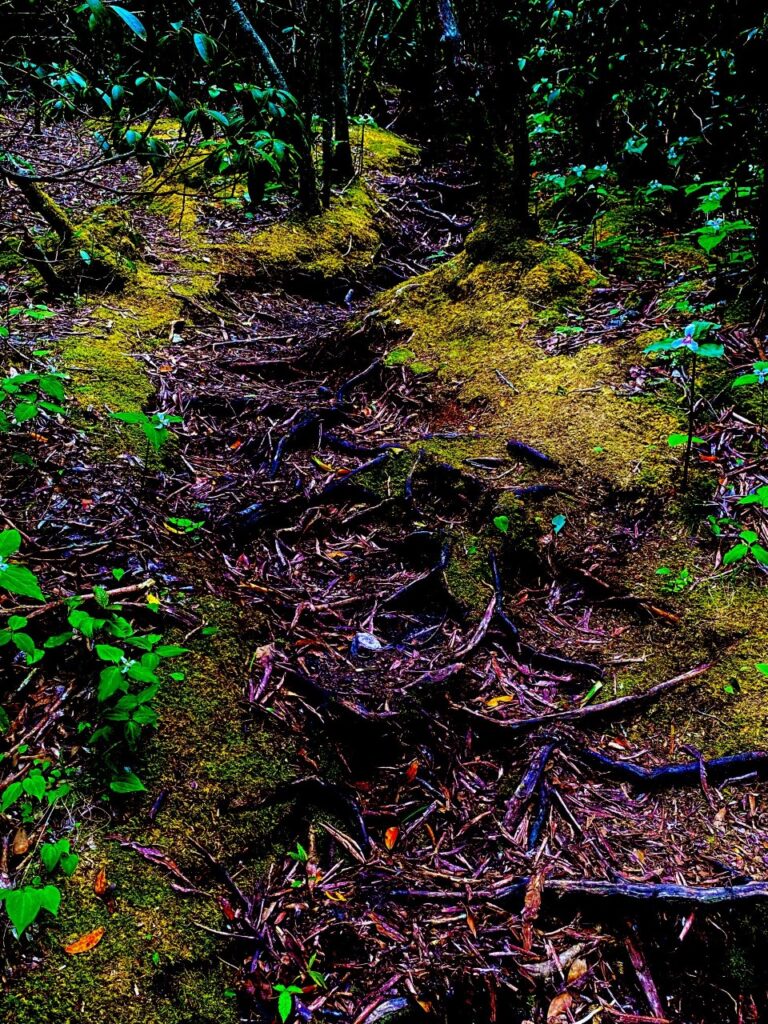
225,0 -> 320,214
329,0 -> 355,181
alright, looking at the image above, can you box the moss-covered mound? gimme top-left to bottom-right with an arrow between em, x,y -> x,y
215,126 -> 417,287
373,230 -> 680,492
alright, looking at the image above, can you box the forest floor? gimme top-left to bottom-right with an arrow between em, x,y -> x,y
2,117 -> 768,1024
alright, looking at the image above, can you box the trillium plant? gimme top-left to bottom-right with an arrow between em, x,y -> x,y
644,320 -> 723,489
732,361 -> 768,438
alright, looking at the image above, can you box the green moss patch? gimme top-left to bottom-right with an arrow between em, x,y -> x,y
375,232 -> 679,492
2,598 -> 297,1024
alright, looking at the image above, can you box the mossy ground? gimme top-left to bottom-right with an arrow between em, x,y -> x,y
375,234 -> 681,494
216,127 -> 416,286
2,598 -> 296,1024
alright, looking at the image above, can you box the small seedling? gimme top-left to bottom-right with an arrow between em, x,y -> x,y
645,321 -> 723,489
655,566 -> 692,593
732,362 -> 768,439
273,984 -> 303,1023
722,529 -> 768,567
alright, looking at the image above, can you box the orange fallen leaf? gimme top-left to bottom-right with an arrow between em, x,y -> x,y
93,868 -> 109,896
567,957 -> 588,983
65,926 -> 106,954
12,828 -> 29,856
546,992 -> 573,1022
384,826 -> 399,851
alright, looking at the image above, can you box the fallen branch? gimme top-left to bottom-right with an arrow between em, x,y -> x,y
0,580 -> 154,621
464,663 -> 711,733
576,745 -> 768,790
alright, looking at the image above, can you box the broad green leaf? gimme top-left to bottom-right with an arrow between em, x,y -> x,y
98,665 -> 125,701
95,644 -> 124,663
41,841 -> 65,873
60,853 -> 80,877
493,515 -> 510,534
5,887 -> 43,936
0,530 -> 22,557
0,565 -> 45,601
111,5 -> 147,41
154,645 -> 189,657
722,543 -> 749,565
667,433 -> 703,448
193,32 -> 217,63
696,343 -> 724,359
37,885 -> 61,916
110,772 -> 146,793
23,773 -> 46,800
1,780 -> 23,812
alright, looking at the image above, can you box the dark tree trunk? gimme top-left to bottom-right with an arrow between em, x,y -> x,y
225,0 -> 320,214
328,0 -> 355,182
434,0 -> 534,234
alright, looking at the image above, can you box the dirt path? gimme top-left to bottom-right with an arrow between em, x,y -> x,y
3,128 -> 768,1024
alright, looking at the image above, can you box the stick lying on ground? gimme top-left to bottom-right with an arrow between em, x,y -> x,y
577,745 -> 768,789
389,877 -> 768,906
464,663 -> 711,732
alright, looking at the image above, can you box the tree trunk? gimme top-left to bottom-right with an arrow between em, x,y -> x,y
12,175 -> 74,245
434,0 -> 534,234
328,0 -> 355,182
225,0 -> 320,214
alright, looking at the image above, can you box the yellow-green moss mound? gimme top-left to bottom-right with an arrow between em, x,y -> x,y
216,126 -> 416,285
375,232 -> 680,491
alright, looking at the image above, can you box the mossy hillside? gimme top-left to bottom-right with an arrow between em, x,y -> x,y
3,597 -> 297,1024
587,544 -> 768,758
374,236 -> 680,492
60,186 -> 216,422
215,126 -> 416,286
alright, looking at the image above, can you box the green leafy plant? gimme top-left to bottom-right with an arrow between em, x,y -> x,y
40,838 -> 79,877
306,953 -> 328,989
111,410 -> 181,452
166,516 -> 205,534
0,369 -> 67,434
0,614 -> 45,664
655,566 -> 692,593
738,485 -> 768,509
722,529 -> 768,567
273,984 -> 303,1024
732,361 -> 768,437
645,320 -> 723,488
0,883 -> 61,937
0,529 -> 45,601
0,303 -> 56,338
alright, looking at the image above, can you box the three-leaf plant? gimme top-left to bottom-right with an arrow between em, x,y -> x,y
645,320 -> 723,488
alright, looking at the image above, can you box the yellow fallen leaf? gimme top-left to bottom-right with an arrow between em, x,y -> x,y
486,695 -> 515,708
65,926 -> 106,954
